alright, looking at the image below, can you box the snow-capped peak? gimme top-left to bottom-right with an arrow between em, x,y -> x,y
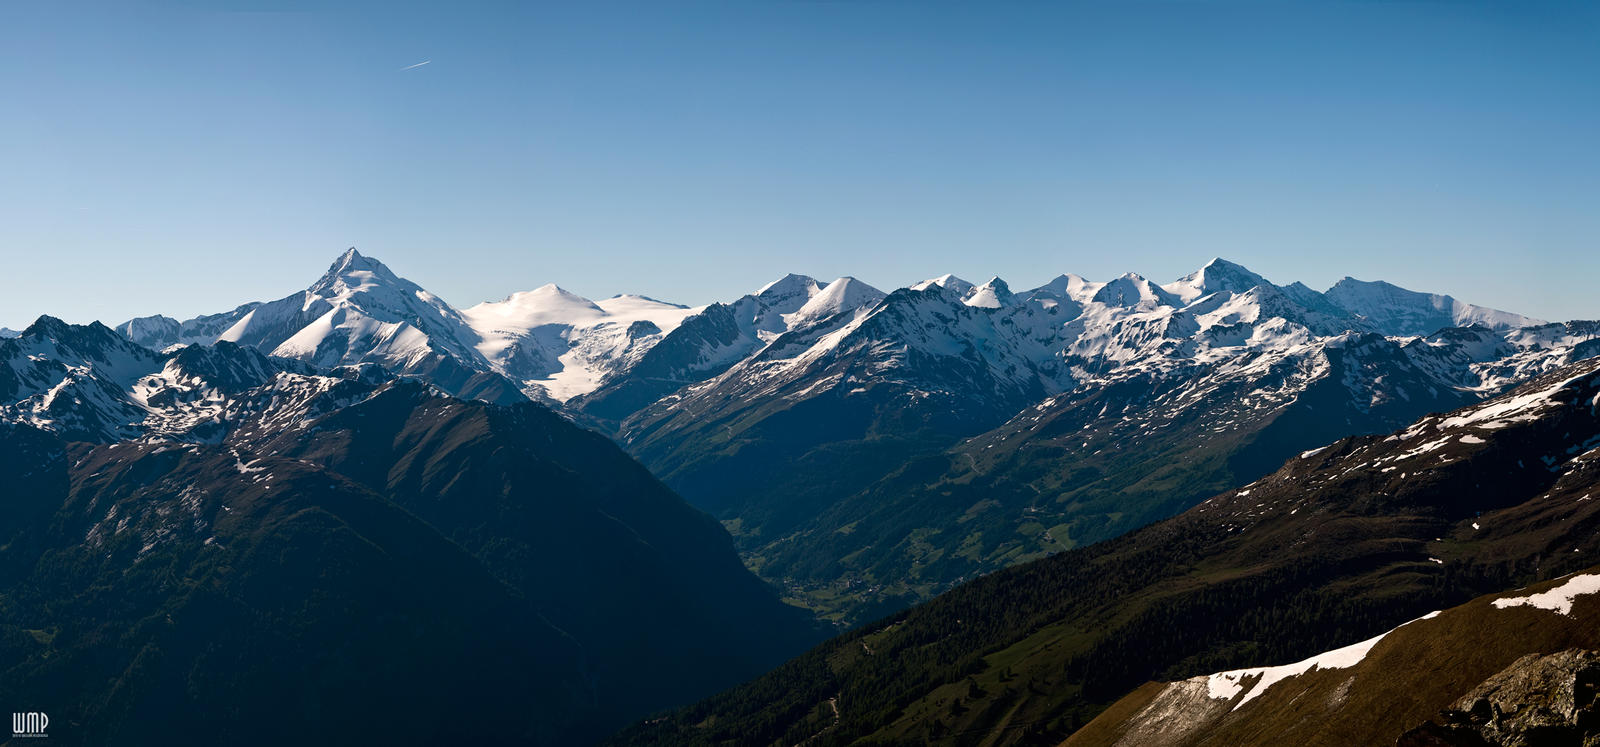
911,274 -> 977,297
467,284 -> 607,330
1163,257 -> 1271,303
792,277 -> 887,323
203,248 -> 493,395
462,282 -> 700,403
1029,274 -> 1103,305
0,327 -> 22,339
964,277 -> 1014,309
1324,277 -> 1545,336
755,273 -> 824,302
308,247 -> 406,298
1092,273 -> 1181,309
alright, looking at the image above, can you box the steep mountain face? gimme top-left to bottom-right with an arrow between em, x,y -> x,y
0,317 -> 325,442
568,274 -> 870,424
0,425 -> 598,746
218,248 -> 526,403
963,277 -> 1014,309
232,381 -> 823,725
2,316 -> 170,441
1068,572 -> 1600,747
748,330 -> 1482,622
0,326 -> 822,743
617,282 -> 1065,528
109,249 -> 523,405
613,357 -> 1600,746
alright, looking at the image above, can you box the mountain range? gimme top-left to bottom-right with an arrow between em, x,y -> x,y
6,248 -> 1599,744
58,251 -> 1594,626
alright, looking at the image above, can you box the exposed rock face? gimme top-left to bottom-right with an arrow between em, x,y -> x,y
1398,649 -> 1600,747
1109,678 -> 1231,746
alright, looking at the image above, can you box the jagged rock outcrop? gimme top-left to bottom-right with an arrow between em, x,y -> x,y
1398,649 -> 1600,747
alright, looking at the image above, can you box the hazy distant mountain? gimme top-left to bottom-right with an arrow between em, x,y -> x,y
1325,276 -> 1546,336
113,304 -> 261,350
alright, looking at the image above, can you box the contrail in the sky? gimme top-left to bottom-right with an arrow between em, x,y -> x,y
399,60 -> 431,71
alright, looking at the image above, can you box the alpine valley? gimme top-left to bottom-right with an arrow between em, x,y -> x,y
5,248 -> 1599,745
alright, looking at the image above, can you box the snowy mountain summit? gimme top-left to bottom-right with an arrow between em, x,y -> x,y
463,284 -> 698,402
1324,276 -> 1545,336
69,250 -> 1576,428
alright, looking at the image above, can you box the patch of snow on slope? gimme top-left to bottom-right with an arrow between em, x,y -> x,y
1492,573 -> 1600,615
1439,368 -> 1599,430
1206,610 -> 1441,708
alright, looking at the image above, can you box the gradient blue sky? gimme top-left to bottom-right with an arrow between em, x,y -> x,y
2,0 -> 1597,328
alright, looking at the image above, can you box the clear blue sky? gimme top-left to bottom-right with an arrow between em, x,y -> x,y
2,0 -> 1597,328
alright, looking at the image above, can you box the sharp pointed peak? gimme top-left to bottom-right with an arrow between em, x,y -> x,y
1165,257 -> 1272,303
796,276 -> 888,318
324,246 -> 381,275
1202,256 -> 1251,270
310,247 -> 405,296
22,314 -> 70,336
1180,257 -> 1262,280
